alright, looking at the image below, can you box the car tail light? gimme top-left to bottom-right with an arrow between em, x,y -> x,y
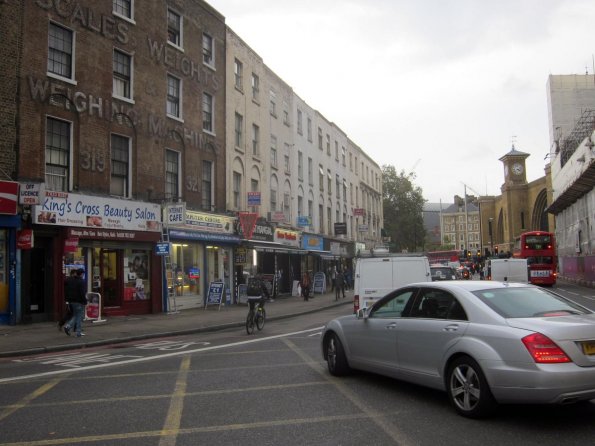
521,333 -> 571,363
354,295 -> 359,314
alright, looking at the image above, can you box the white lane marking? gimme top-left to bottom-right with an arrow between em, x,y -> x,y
0,326 -> 325,383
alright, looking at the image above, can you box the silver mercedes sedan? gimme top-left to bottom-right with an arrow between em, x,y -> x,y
321,281 -> 595,418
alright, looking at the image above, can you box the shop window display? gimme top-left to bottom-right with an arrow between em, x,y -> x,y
126,249 -> 150,300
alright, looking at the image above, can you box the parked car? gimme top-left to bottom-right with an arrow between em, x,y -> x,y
321,281 -> 595,418
430,265 -> 457,281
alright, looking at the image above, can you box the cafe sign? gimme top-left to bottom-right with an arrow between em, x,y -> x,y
274,228 -> 300,247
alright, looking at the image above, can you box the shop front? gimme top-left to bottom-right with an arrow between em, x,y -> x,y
29,192 -> 163,321
236,220 -> 304,297
164,206 -> 239,310
0,180 -> 20,324
301,232 -> 325,276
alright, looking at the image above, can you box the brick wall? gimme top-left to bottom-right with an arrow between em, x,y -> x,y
0,0 -> 22,180
12,0 -> 227,209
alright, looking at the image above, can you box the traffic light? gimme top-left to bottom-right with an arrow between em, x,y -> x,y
495,246 -> 499,255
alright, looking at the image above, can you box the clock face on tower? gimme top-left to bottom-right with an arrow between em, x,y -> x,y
512,162 -> 523,175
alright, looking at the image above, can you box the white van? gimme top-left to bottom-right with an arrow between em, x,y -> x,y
353,251 -> 431,313
489,258 -> 529,283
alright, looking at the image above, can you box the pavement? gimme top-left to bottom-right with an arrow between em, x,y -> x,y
0,290 -> 352,358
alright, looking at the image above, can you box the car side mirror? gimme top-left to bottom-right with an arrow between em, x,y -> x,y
356,308 -> 369,319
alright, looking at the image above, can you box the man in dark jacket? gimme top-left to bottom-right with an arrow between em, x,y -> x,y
58,269 -> 77,330
63,269 -> 87,337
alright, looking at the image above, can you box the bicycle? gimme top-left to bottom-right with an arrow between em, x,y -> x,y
246,296 -> 266,334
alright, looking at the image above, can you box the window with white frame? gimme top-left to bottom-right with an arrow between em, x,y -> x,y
113,0 -> 133,20
283,109 -> 289,126
233,171 -> 241,209
270,180 -> 277,211
307,117 -> 312,142
202,160 -> 213,211
202,92 -> 213,132
326,134 -> 330,155
335,141 -> 339,160
269,90 -> 276,117
308,199 -> 313,222
342,146 -> 346,166
318,165 -> 324,192
45,117 -> 71,192
251,123 -> 259,156
234,112 -> 243,148
343,180 -> 347,202
166,74 -> 181,119
297,195 -> 303,217
234,58 -> 243,90
167,8 -> 182,48
110,134 -> 130,197
270,135 -> 277,168
327,206 -> 332,234
327,170 -> 332,195
319,204 -> 324,233
283,192 -> 290,218
251,73 -> 259,101
318,127 -> 323,150
284,143 -> 290,173
308,157 -> 313,185
165,149 -> 179,200
202,32 -> 214,66
113,49 -> 132,100
298,151 -> 303,180
48,22 -> 74,80
297,109 -> 303,135
336,174 -> 340,200
251,179 -> 259,192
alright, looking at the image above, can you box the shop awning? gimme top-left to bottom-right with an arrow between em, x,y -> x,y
169,229 -> 241,244
245,240 -> 307,254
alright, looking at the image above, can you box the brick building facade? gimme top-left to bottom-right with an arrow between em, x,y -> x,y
1,0 -> 230,323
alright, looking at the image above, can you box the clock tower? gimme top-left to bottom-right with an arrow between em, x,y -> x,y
500,145 -> 529,186
498,145 -> 530,251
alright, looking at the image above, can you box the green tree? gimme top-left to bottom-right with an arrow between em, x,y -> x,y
382,165 -> 426,253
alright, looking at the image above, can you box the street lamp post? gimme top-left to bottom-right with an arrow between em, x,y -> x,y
488,217 -> 494,256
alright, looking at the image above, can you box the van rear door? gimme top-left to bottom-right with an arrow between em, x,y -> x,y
358,258 -> 394,309
394,258 -> 431,287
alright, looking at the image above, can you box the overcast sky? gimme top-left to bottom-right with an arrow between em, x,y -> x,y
209,0 -> 595,203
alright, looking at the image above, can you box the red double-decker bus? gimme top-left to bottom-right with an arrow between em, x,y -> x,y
513,231 -> 557,286
426,250 -> 462,265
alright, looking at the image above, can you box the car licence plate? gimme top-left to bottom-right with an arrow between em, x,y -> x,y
580,341 -> 595,355
530,270 -> 550,277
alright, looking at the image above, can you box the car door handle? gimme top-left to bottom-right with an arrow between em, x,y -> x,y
385,323 -> 397,329
443,324 -> 459,332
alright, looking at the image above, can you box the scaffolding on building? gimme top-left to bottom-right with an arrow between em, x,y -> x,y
559,109 -> 595,167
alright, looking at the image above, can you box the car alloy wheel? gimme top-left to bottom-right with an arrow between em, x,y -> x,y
447,356 -> 496,418
326,333 -> 350,376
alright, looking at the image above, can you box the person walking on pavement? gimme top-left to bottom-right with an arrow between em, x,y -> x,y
58,269 -> 77,331
330,265 -> 337,291
335,268 -> 345,300
301,271 -> 311,301
63,268 -> 87,337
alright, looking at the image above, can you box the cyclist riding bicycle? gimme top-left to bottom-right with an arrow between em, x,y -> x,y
246,275 -> 270,334
246,275 -> 270,310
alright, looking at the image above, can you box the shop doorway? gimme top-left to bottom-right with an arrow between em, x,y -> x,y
93,248 -> 121,308
20,236 -> 54,322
